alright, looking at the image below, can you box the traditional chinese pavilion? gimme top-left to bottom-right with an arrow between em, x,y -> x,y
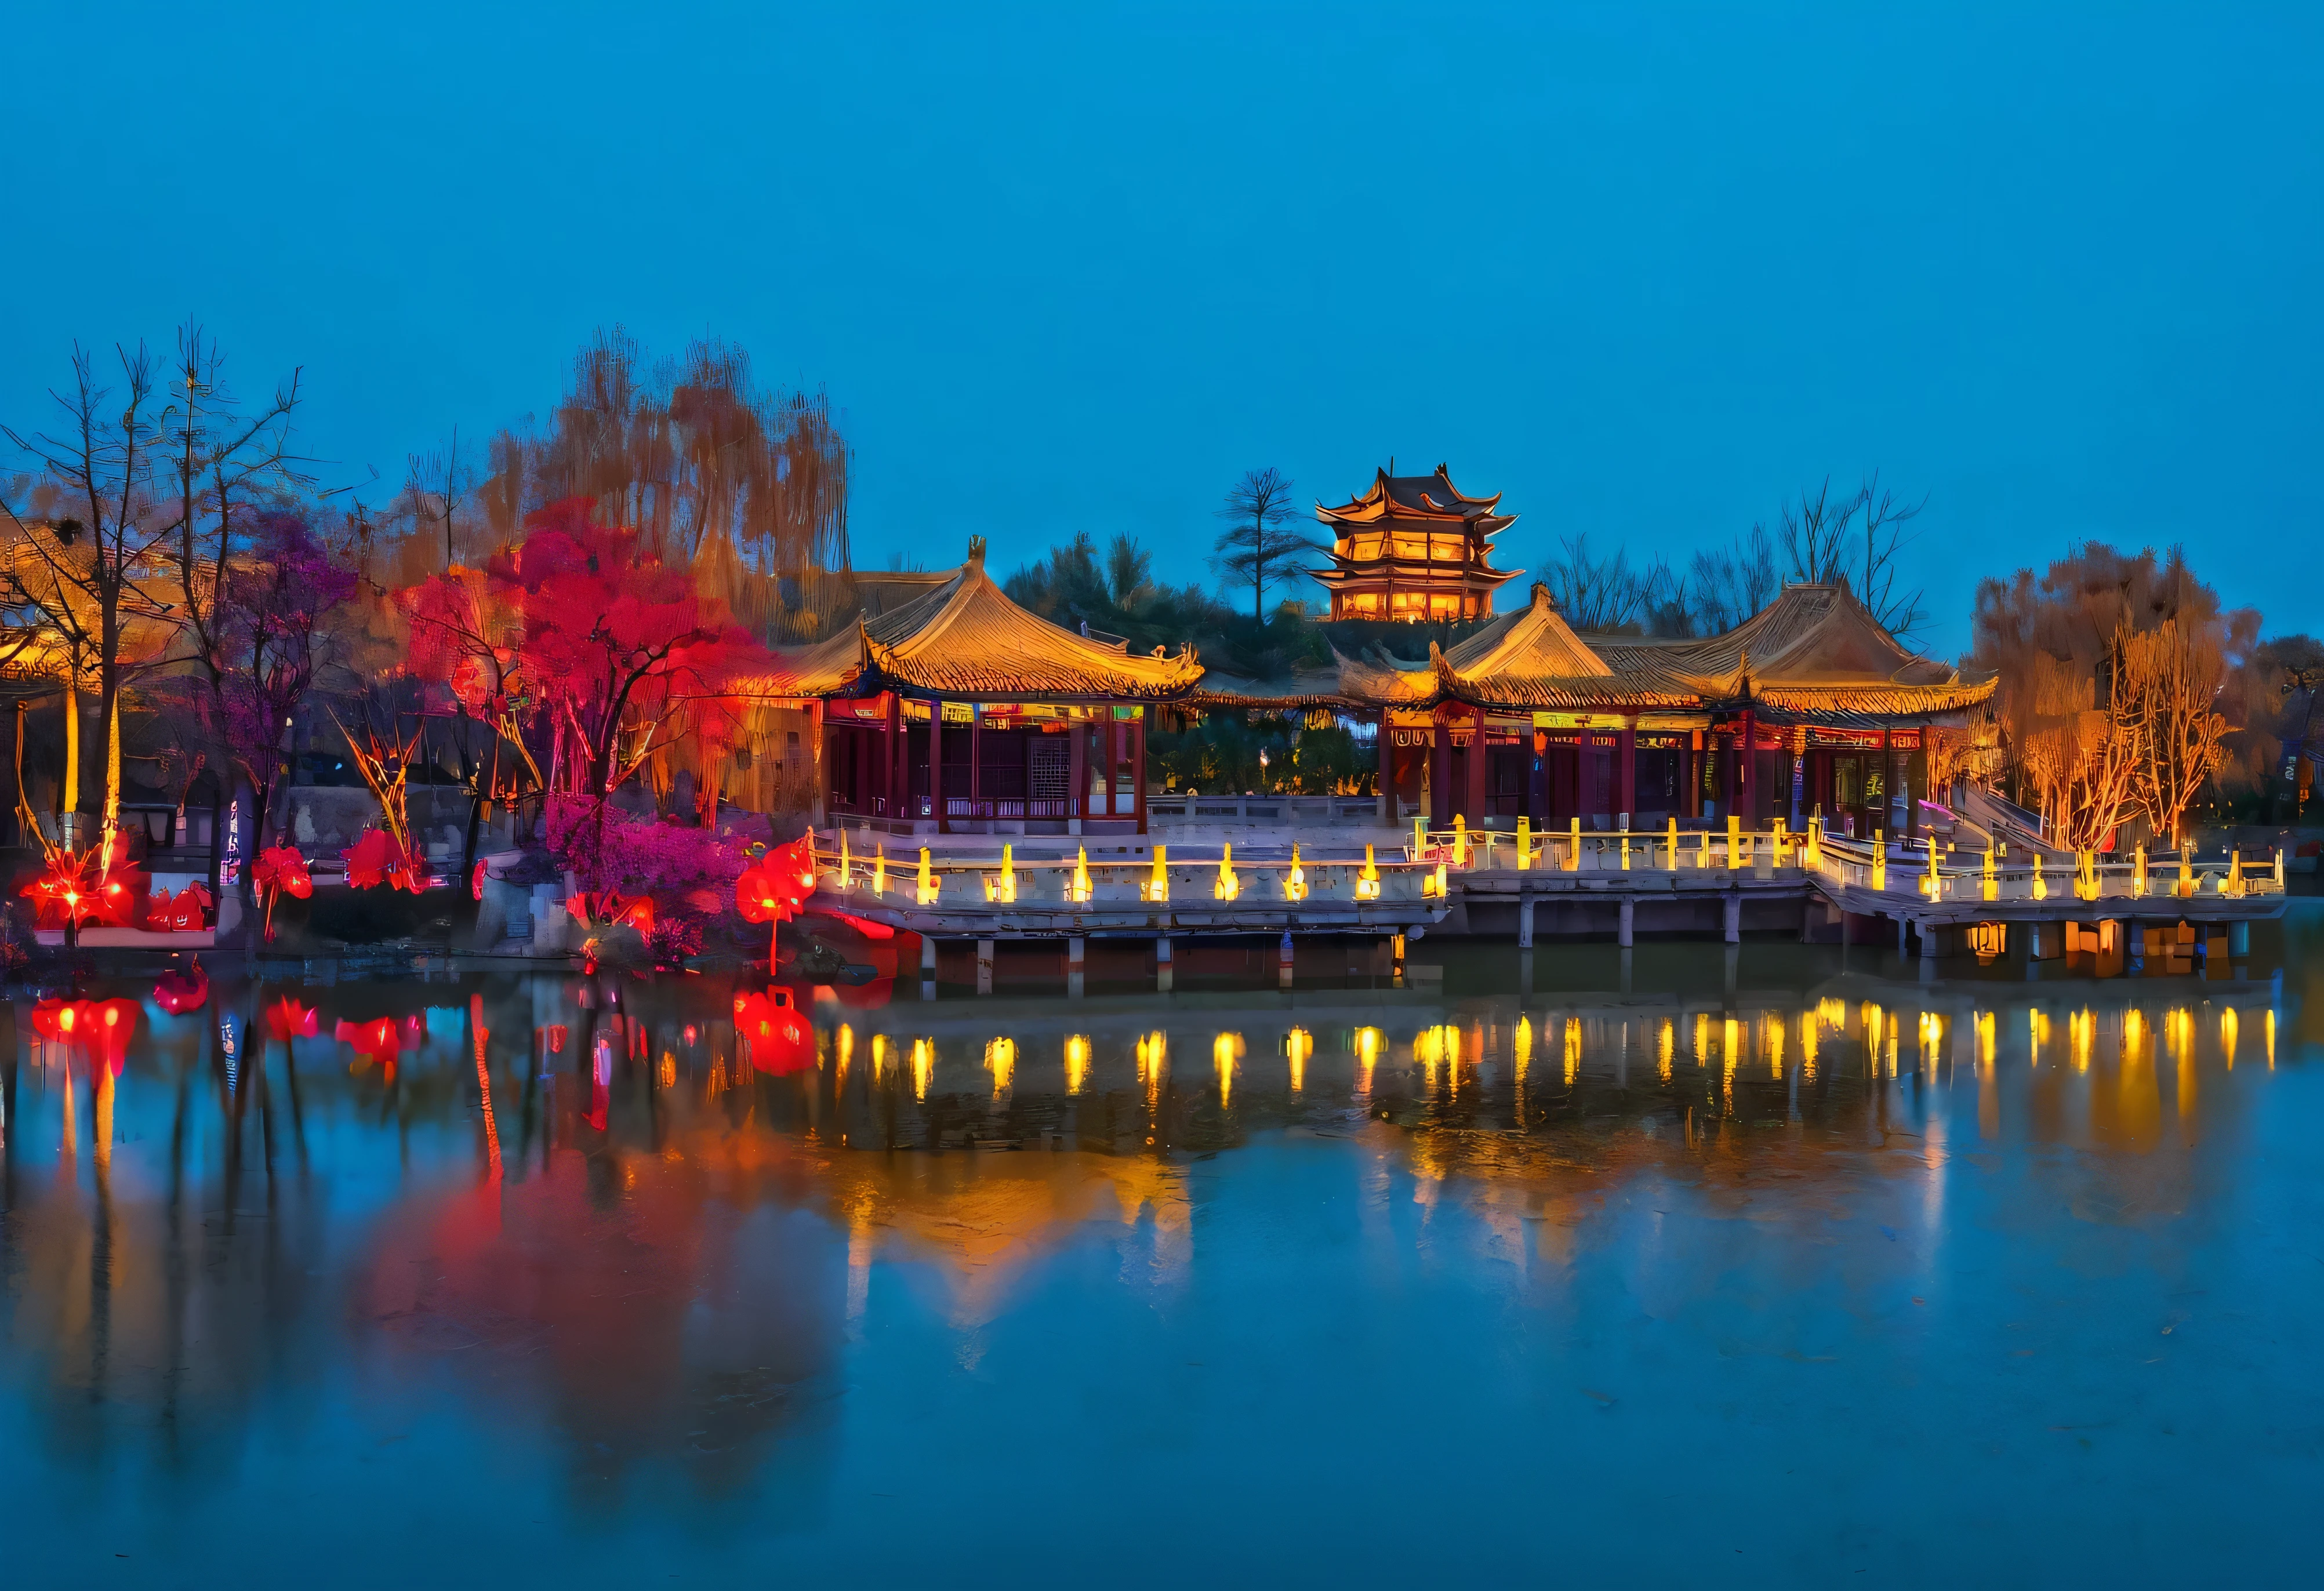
768,531 -> 1988,845
772,538 -> 1200,835
1194,579 -> 1992,843
1311,464 -> 1522,621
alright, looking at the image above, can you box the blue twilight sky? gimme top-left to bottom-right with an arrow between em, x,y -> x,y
3,2 -> 2318,657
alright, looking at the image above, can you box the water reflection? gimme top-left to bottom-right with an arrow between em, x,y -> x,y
0,936 -> 2315,1575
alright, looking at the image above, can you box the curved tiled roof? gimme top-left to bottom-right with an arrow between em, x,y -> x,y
761,542 -> 1201,702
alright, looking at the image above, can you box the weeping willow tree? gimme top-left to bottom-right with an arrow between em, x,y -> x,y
491,328 -> 853,641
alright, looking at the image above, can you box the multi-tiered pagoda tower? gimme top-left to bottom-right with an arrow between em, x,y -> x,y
1310,463 -> 1522,621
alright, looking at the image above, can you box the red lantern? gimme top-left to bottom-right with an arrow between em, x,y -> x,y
343,829 -> 423,892
336,1013 -> 425,1078
252,846 -> 313,940
154,963 -> 210,1014
266,996 -> 321,1042
733,988 -> 815,1076
565,891 -> 655,936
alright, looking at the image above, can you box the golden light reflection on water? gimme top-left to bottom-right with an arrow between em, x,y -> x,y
2072,1009 -> 2095,1073
1765,1014 -> 1785,1080
1657,1018 -> 1674,1083
836,1024 -> 854,1086
1286,1027 -> 1312,1095
1214,1032 -> 1243,1105
910,1038 -> 934,1100
1564,1017 -> 1582,1087
1065,1034 -> 1091,1095
985,1036 -> 1015,1092
1138,1031 -> 1167,1107
1355,1026 -> 1381,1096
2220,1008 -> 2238,1069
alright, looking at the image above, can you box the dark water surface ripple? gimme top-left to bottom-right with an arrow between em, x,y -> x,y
6,913 -> 2324,1585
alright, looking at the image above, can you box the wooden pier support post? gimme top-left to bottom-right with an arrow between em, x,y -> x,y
920,933 -> 938,1000
1721,892 -> 1741,945
1517,895 -> 1535,949
1391,931 -> 1406,987
1895,916 -> 1909,957
2229,921 -> 2251,960
976,939 -> 995,996
1067,935 -> 1085,1000
1156,935 -> 1173,994
1278,929 -> 1294,990
1618,896 -> 1635,949
2125,917 -> 2144,976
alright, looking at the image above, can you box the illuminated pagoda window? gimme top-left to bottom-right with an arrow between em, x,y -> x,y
1311,463 -> 1522,622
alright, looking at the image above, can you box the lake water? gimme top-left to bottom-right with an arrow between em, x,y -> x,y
4,915 -> 2322,1586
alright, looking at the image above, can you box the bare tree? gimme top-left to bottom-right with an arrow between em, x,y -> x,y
1212,467 -> 1320,623
1544,534 -> 1650,630
404,426 -> 476,569
1687,521 -> 1780,634
1776,470 -> 1927,635
2,333 -> 298,851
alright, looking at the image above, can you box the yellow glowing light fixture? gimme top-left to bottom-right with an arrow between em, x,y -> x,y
1215,842 -> 1240,902
873,843 -> 887,896
1669,815 -> 1683,871
1871,831 -> 1887,892
1146,844 -> 1170,902
2030,851 -> 2047,900
2132,841 -> 2146,898
1283,842 -> 1308,903
1516,815 -> 1532,871
1355,844 -> 1382,900
1072,846 -> 1092,903
916,846 -> 939,905
1984,837 -> 1999,902
1728,814 -> 1745,871
839,831 -> 852,890
1923,837 -> 1942,901
1452,813 -> 1468,868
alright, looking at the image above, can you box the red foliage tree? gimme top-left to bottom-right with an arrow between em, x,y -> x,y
400,497 -> 764,808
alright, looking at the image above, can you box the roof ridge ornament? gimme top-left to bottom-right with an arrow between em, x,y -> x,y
965,535 -> 987,571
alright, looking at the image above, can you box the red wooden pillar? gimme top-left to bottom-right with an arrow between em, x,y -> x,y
1464,715 -> 1488,823
1069,712 -> 1087,831
1528,728 -> 1547,825
1616,716 -> 1637,824
1577,726 -> 1597,822
969,703 -> 983,823
1685,728 -> 1702,820
1880,726 -> 1894,839
885,691 -> 902,822
916,701 -> 934,836
1132,710 -> 1147,834
1738,709 -> 1756,824
1377,711 -> 1395,822
1429,719 -> 1450,827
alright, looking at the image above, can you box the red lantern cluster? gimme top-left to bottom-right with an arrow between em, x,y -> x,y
147,880 -> 213,932
336,1013 -> 426,1078
565,891 -> 656,935
31,997 -> 140,1075
343,829 -> 424,892
252,846 -> 313,940
733,987 -> 815,1076
23,849 -> 147,931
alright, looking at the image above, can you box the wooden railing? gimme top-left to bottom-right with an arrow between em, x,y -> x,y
813,845 -> 1441,907
1402,815 -> 2288,904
